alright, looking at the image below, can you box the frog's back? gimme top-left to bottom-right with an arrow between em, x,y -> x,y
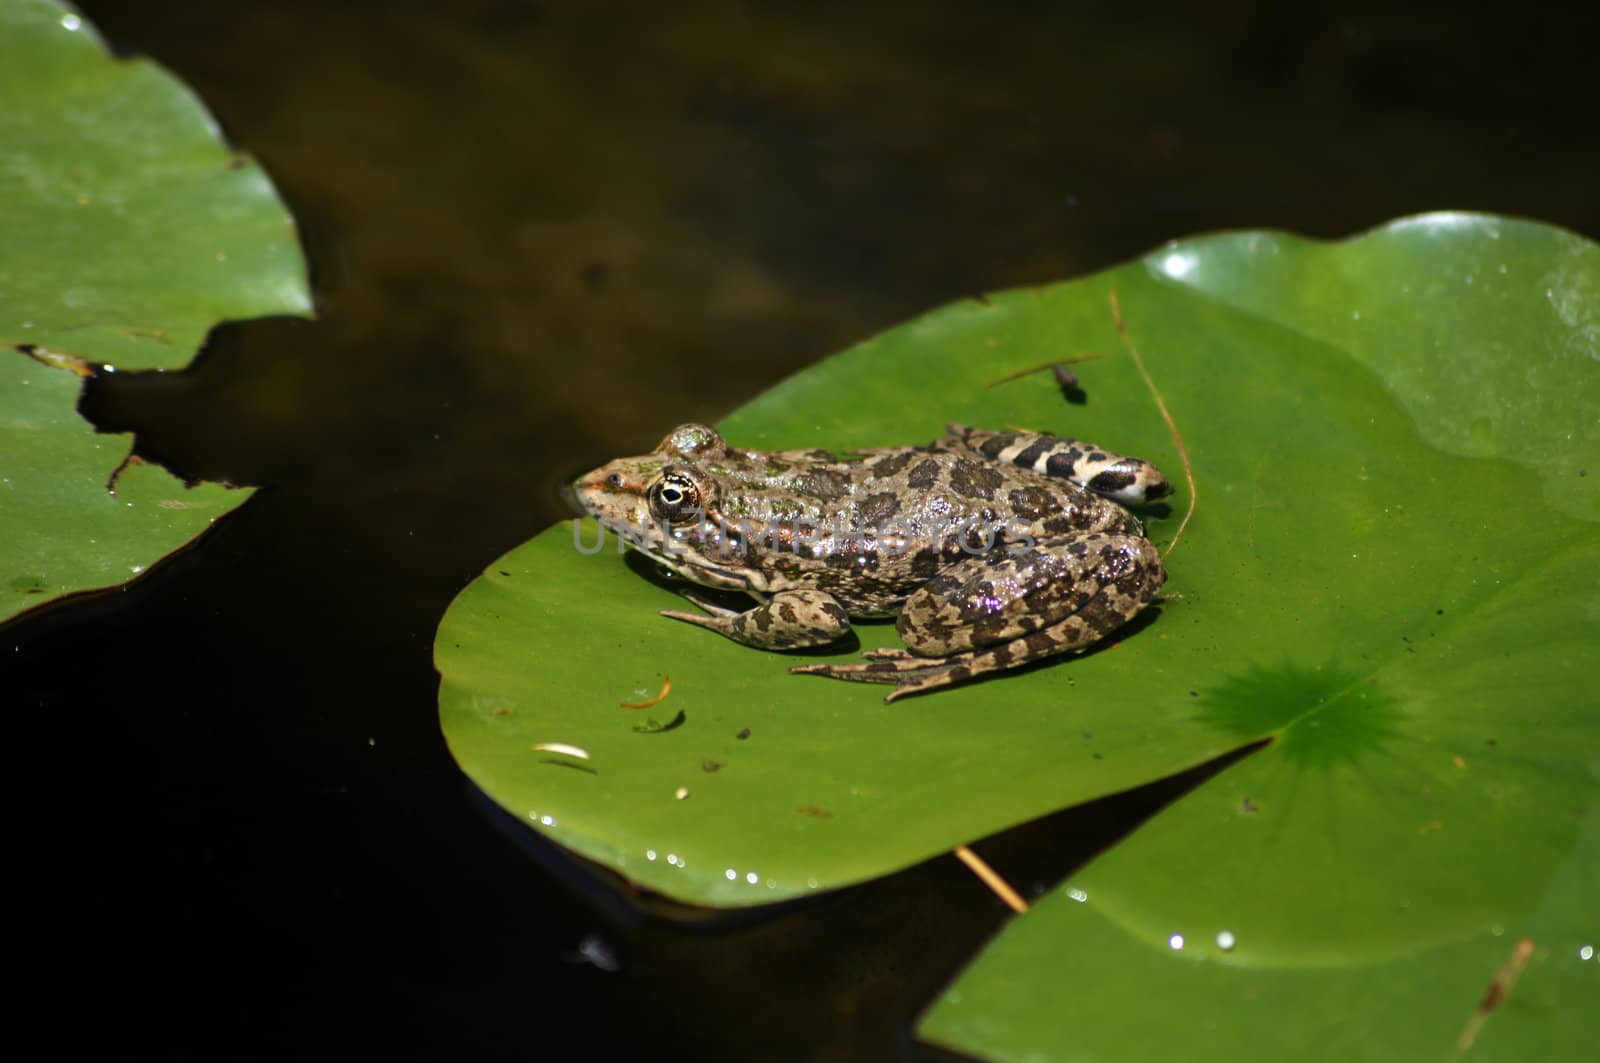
726,442 -> 1144,614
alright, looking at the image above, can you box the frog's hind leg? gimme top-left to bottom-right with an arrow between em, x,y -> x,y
791,535 -> 1164,702
789,646 -> 978,701
941,424 -> 1172,505
791,628 -> 1096,702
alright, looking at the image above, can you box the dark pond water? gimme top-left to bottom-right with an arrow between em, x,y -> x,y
11,1 -> 1597,1058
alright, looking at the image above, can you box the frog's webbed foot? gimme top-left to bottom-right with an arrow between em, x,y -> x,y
662,588 -> 851,651
790,652 -> 966,702
792,626 -> 1108,703
791,644 -> 1039,703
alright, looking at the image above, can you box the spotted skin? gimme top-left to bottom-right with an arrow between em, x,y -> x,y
573,422 -> 1170,701
792,534 -> 1163,701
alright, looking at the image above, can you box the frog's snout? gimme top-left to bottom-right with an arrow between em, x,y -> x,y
558,481 -> 585,517
572,463 -> 645,526
569,466 -> 613,518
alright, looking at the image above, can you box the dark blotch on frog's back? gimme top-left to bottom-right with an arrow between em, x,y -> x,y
856,491 -> 902,526
949,458 -> 1005,500
906,458 -> 941,489
869,450 -> 917,478
1007,486 -> 1060,520
793,468 -> 851,501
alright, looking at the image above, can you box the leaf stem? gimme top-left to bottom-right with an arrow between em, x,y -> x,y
953,845 -> 1029,913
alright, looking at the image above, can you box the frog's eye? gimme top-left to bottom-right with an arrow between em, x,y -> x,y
647,470 -> 704,524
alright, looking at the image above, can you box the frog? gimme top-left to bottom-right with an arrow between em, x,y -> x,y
573,421 -> 1171,702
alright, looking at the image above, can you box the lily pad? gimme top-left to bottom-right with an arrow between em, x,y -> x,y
916,821 -> 1597,1061
0,0 -> 310,370
917,218 -> 1598,1060
1,351 -> 246,624
0,1 -> 310,625
435,213 -> 1597,922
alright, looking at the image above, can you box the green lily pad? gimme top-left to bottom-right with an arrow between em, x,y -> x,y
0,0 -> 310,370
916,217 -> 1598,1060
436,213 -> 1597,924
1,351 -> 247,624
0,0 -> 309,624
917,822 -> 1597,1062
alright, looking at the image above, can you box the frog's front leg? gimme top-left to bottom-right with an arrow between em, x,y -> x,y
663,588 -> 852,650
792,533 -> 1163,701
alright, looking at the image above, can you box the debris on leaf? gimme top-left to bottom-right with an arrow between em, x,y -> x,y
621,676 -> 672,709
1456,937 -> 1535,1050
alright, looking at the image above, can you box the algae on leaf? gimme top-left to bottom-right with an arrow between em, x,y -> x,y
0,0 -> 312,625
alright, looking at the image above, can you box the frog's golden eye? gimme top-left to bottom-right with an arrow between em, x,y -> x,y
647,470 -> 704,524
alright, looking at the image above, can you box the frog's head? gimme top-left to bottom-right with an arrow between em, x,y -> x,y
572,424 -> 750,589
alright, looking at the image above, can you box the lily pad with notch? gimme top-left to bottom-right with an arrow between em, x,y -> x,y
0,1 -> 311,626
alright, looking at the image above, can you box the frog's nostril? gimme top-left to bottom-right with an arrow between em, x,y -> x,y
607,473 -> 624,488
